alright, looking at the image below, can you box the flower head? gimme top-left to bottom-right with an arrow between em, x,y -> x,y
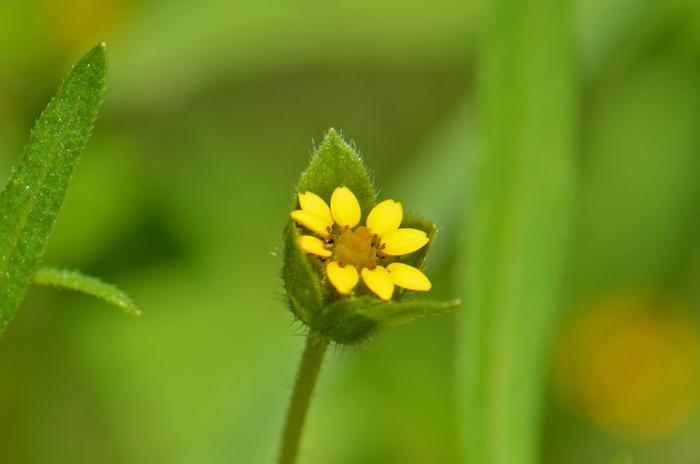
281,128 -> 459,346
291,187 -> 431,301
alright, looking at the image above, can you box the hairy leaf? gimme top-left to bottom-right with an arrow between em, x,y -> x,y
295,128 -> 375,221
283,221 -> 324,327
320,296 -> 460,346
33,267 -> 140,316
0,44 -> 108,327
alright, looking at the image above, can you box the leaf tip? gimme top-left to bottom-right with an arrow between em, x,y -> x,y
80,42 -> 109,74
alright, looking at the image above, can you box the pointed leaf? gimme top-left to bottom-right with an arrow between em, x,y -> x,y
0,44 -> 108,327
296,128 -> 375,222
33,267 -> 140,316
319,296 -> 461,345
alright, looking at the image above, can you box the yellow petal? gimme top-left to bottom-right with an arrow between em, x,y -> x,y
361,266 -> 394,301
387,263 -> 432,291
299,191 -> 332,223
380,228 -> 429,256
298,235 -> 331,258
291,210 -> 332,237
366,199 -> 403,237
326,261 -> 359,295
330,187 -> 361,229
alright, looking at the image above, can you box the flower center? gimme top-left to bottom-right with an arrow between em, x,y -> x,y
333,226 -> 377,268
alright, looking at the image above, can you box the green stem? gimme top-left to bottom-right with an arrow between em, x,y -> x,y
279,333 -> 330,464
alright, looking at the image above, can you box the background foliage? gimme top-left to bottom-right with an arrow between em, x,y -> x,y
0,0 -> 699,463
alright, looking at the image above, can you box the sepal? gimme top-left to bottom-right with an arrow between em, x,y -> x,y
398,215 -> 436,273
319,297 -> 461,346
295,128 -> 375,220
282,220 -> 324,327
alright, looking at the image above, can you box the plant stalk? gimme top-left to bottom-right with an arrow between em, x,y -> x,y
279,333 -> 329,464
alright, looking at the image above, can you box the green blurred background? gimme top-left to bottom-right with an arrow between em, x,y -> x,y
1,0 -> 700,463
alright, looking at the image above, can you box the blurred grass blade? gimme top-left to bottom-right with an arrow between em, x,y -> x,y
33,267 -> 140,316
0,43 -> 108,328
457,0 -> 576,463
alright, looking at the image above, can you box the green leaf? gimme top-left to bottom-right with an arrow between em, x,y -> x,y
32,267 -> 140,316
0,43 -> 108,328
282,220 -> 324,327
320,296 -> 460,346
456,0 -> 576,461
296,128 -> 375,221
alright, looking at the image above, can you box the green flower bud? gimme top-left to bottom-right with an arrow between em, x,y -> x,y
282,129 -> 459,346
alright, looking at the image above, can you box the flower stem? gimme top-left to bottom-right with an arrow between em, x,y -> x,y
279,333 -> 330,464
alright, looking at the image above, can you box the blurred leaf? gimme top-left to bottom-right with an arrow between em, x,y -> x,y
32,266 -> 140,316
457,0 -> 576,463
112,0 -> 477,109
0,43 -> 108,328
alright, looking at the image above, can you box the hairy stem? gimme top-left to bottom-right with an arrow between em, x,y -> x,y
279,333 -> 329,464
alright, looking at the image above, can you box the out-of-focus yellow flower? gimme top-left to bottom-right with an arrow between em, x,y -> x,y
291,187 -> 431,301
552,290 -> 700,441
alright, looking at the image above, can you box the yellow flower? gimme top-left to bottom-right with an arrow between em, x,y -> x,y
290,187 -> 431,301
